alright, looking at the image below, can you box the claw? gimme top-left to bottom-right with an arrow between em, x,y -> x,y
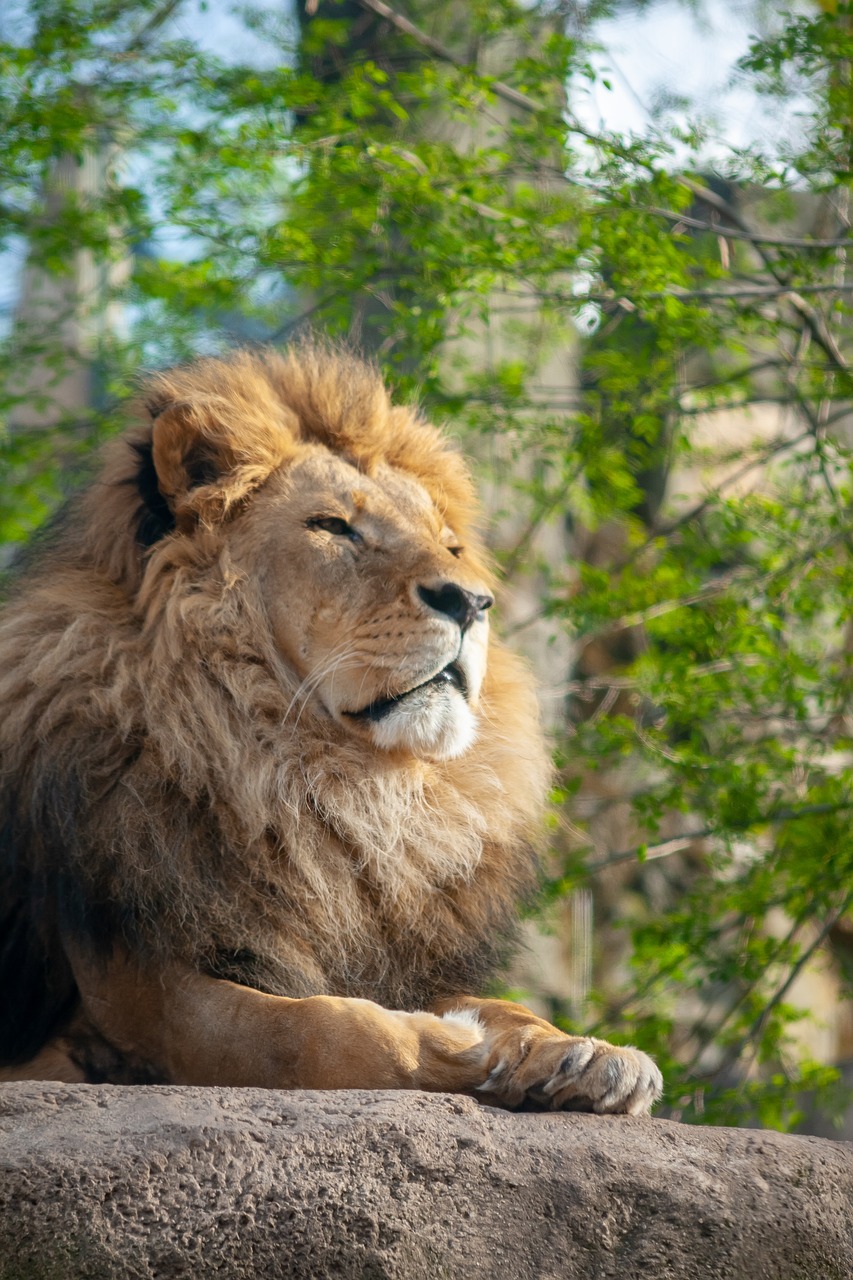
541,1039 -> 595,1096
476,1058 -> 507,1093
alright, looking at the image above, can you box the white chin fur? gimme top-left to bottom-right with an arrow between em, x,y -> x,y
369,687 -> 478,760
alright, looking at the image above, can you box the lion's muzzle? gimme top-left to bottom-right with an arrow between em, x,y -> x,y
345,659 -> 469,722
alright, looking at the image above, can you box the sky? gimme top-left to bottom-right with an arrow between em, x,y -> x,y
575,0 -> 804,159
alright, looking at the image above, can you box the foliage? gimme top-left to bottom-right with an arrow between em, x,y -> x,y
2,0 -> 853,1130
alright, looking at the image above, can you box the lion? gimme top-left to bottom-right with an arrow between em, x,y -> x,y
0,344 -> 661,1113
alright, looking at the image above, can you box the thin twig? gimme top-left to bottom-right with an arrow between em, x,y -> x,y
635,281 -> 853,301
586,802 -> 853,873
639,430 -> 812,547
556,655 -> 764,696
646,204 -> 853,250
717,893 -> 853,1080
680,913 -> 803,1076
125,0 -> 184,52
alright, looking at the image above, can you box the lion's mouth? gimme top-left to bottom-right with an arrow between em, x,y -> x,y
345,661 -> 468,723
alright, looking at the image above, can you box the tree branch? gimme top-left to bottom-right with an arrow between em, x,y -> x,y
353,0 -> 544,116
647,204 -> 853,250
677,180 -> 850,376
126,0 -> 184,52
587,802 -> 853,874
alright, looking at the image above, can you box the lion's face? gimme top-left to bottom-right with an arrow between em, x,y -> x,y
136,348 -> 500,763
233,448 -> 493,760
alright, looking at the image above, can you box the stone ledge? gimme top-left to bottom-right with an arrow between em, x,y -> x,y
1,1083 -> 851,1279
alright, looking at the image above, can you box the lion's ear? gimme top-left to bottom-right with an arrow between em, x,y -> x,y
148,391 -> 297,529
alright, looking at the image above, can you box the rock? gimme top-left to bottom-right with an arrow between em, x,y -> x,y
0,1083 -> 851,1279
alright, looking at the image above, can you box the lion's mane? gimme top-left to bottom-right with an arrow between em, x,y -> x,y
0,346 -> 549,1067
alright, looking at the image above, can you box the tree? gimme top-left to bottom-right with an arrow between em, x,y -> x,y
2,0 -> 852,1130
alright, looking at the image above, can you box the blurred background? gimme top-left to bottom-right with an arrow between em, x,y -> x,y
2,0 -> 853,1134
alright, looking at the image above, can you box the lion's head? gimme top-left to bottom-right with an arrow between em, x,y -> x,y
100,344 -> 504,762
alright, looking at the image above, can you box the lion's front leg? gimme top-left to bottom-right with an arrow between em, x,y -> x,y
64,949 -> 660,1108
432,996 -> 663,1116
65,945 -> 492,1092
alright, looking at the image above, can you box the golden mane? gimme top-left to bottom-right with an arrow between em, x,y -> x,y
0,345 -> 549,1069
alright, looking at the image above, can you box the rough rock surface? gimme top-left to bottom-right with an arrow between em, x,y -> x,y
1,1083 -> 851,1280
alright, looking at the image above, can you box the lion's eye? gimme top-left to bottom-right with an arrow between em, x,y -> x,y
448,546 -> 464,559
307,516 -> 361,542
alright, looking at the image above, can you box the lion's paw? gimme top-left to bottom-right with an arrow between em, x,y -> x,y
538,1038 -> 663,1115
478,1032 -> 662,1116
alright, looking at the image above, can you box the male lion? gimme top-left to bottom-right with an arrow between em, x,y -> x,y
0,345 -> 661,1113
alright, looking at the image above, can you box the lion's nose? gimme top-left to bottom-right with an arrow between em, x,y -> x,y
417,582 -> 493,633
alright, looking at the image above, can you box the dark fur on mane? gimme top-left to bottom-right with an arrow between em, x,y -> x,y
128,437 -> 176,548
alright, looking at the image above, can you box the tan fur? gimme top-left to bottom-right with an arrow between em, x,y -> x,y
0,344 -> 661,1113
